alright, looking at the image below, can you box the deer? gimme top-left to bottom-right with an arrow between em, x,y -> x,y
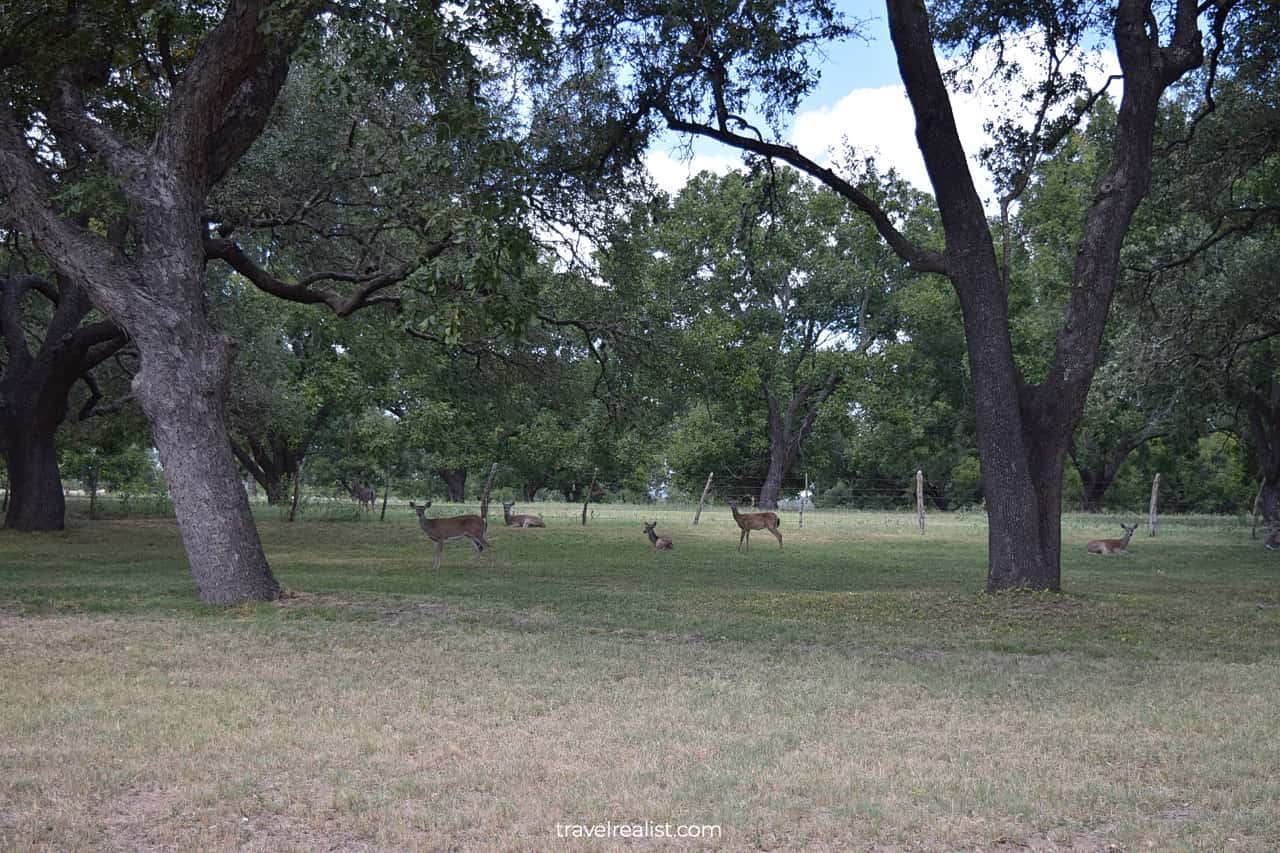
408,500 -> 491,570
727,498 -> 782,552
349,481 -> 375,512
502,501 -> 545,528
1086,523 -> 1138,555
642,521 -> 673,550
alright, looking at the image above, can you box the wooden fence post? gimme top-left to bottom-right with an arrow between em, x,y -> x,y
479,462 -> 499,521
1148,472 -> 1161,537
693,472 -> 714,525
800,473 -> 809,528
582,467 -> 598,525
916,470 -> 925,535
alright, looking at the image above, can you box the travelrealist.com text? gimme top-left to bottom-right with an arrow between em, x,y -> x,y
555,821 -> 722,840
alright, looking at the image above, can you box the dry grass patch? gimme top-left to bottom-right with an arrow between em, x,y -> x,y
2,609 -> 1279,851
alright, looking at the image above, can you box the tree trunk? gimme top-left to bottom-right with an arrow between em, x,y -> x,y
133,332 -> 280,604
1077,467 -> 1113,513
758,447 -> 788,510
2,424 -> 65,531
758,371 -> 842,509
436,468 -> 468,502
880,0 -> 1201,592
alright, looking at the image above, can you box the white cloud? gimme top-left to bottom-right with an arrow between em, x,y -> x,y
644,149 -> 742,197
789,37 -> 1120,208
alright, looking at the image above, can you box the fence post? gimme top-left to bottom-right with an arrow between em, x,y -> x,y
479,462 -> 499,521
582,467 -> 598,525
916,470 -> 926,535
1148,472 -> 1161,537
800,473 -> 808,528
692,472 -> 714,526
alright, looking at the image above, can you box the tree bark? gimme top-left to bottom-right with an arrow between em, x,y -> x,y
2,425 -> 65,531
133,330 -> 280,604
1246,380 -> 1280,525
436,467 -> 468,502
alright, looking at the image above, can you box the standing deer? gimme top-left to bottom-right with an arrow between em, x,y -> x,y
1086,523 -> 1138,555
727,498 -> 782,552
502,501 -> 546,528
349,481 -> 376,512
642,521 -> 673,550
408,500 -> 491,570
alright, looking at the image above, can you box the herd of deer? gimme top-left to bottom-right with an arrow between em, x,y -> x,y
401,496 -> 788,569
400,493 -> 1278,569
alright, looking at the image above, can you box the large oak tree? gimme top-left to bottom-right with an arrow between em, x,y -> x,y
567,0 -> 1229,590
0,0 -> 548,602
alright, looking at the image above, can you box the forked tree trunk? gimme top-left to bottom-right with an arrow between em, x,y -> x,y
132,329 -> 280,604
882,0 -> 1202,592
1077,469 -> 1114,513
436,468 -> 468,502
758,371 -> 842,509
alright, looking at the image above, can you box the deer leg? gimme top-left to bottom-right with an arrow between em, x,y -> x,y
769,525 -> 783,548
738,528 -> 746,552
432,539 -> 444,570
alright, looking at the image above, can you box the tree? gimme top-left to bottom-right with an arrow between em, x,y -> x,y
1,0 -> 549,602
568,0 -> 1222,589
625,169 -> 921,506
0,264 -> 128,530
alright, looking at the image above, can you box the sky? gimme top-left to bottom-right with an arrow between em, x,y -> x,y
643,0 -> 1120,207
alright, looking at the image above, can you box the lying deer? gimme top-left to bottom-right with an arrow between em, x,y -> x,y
502,501 -> 545,528
408,500 -> 491,570
727,498 -> 782,552
643,521 -> 673,550
1086,523 -> 1137,555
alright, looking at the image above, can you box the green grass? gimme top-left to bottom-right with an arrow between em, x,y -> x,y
2,504 -> 1279,850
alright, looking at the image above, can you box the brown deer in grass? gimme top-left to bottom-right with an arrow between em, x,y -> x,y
408,500 -> 491,570
1086,523 -> 1137,555
349,481 -> 375,512
727,498 -> 782,552
502,501 -> 545,528
643,521 -> 673,550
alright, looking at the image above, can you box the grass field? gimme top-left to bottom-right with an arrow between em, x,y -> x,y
2,503 -> 1278,850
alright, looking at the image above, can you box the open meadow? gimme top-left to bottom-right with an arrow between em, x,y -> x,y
2,503 -> 1279,851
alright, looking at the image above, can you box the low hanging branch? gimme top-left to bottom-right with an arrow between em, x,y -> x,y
203,236 -> 452,317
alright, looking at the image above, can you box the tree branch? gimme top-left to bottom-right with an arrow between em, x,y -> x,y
203,237 -> 446,317
656,106 -> 947,275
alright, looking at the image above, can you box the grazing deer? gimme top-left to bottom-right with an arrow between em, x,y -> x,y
643,521 -> 673,550
1086,523 -> 1138,555
408,500 -> 491,570
502,501 -> 546,528
727,498 -> 782,552
349,481 -> 375,512
1265,528 -> 1280,550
